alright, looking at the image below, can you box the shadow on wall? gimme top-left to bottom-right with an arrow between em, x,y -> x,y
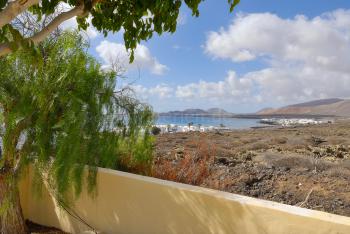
21,167 -> 350,234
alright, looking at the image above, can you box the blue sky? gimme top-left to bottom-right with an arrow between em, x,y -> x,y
76,0 -> 350,113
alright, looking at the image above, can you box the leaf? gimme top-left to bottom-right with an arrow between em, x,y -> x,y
0,0 -> 6,10
52,121 -> 64,130
229,0 -> 240,12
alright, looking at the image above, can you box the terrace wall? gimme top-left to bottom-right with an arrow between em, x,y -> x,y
20,167 -> 350,234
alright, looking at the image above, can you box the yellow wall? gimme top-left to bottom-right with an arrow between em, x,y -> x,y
20,167 -> 350,234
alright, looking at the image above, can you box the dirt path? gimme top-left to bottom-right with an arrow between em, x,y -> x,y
154,120 -> 350,217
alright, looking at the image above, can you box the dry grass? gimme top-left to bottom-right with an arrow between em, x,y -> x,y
152,138 -> 215,186
116,154 -> 152,175
270,137 -> 288,145
246,142 -> 270,151
326,167 -> 350,178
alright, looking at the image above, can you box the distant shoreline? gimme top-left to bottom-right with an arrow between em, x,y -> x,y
157,113 -> 336,119
154,115 -> 337,134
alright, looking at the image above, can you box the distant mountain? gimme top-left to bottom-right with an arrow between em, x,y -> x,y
257,98 -> 350,117
257,107 -> 274,113
286,98 -> 344,108
206,108 -> 231,115
159,98 -> 350,118
159,108 -> 233,116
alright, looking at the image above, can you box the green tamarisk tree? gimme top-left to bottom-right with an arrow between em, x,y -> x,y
0,0 -> 240,57
0,31 -> 154,233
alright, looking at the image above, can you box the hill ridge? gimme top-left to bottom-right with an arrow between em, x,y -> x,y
258,98 -> 350,116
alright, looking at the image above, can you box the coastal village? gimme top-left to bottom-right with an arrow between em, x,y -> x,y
155,118 -> 332,134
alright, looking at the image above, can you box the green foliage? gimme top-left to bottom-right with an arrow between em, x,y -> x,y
0,31 -> 154,203
0,0 -> 241,59
228,0 -> 241,12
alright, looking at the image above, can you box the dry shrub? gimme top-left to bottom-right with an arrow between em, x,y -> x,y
215,148 -> 234,158
327,137 -> 347,145
241,137 -> 260,144
283,138 -> 308,150
231,141 -> 243,147
326,167 -> 350,178
152,138 -> 215,186
204,174 -> 235,191
272,155 -> 315,170
270,137 -> 288,145
246,142 -> 270,151
342,160 -> 350,170
116,153 -> 153,175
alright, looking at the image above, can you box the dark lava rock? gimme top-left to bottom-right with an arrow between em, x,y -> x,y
216,157 -> 230,165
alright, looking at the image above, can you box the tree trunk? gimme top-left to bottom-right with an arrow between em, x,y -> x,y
0,172 -> 27,234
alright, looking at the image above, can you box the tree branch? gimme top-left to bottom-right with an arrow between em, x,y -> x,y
30,5 -> 86,43
297,188 -> 314,208
0,0 -> 40,28
0,4 -> 86,57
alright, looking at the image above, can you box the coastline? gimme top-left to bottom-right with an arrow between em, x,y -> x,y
157,113 -> 337,119
154,115 -> 338,134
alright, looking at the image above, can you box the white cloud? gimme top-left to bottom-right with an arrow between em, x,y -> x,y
202,10 -> 350,103
131,84 -> 173,100
149,84 -> 173,98
204,10 -> 350,67
174,66 -> 350,105
175,71 -> 254,102
96,40 -> 168,75
244,66 -> 350,103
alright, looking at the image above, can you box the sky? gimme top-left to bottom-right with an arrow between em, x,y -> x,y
64,0 -> 350,113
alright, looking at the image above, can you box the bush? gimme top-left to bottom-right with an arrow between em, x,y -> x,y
151,126 -> 162,135
152,139 -> 215,185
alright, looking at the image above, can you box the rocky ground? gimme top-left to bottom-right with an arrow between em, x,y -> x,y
154,119 -> 350,217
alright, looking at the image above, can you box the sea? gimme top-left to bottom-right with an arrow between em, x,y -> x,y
156,115 -> 264,129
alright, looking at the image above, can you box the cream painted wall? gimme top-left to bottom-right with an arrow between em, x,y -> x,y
20,167 -> 350,234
